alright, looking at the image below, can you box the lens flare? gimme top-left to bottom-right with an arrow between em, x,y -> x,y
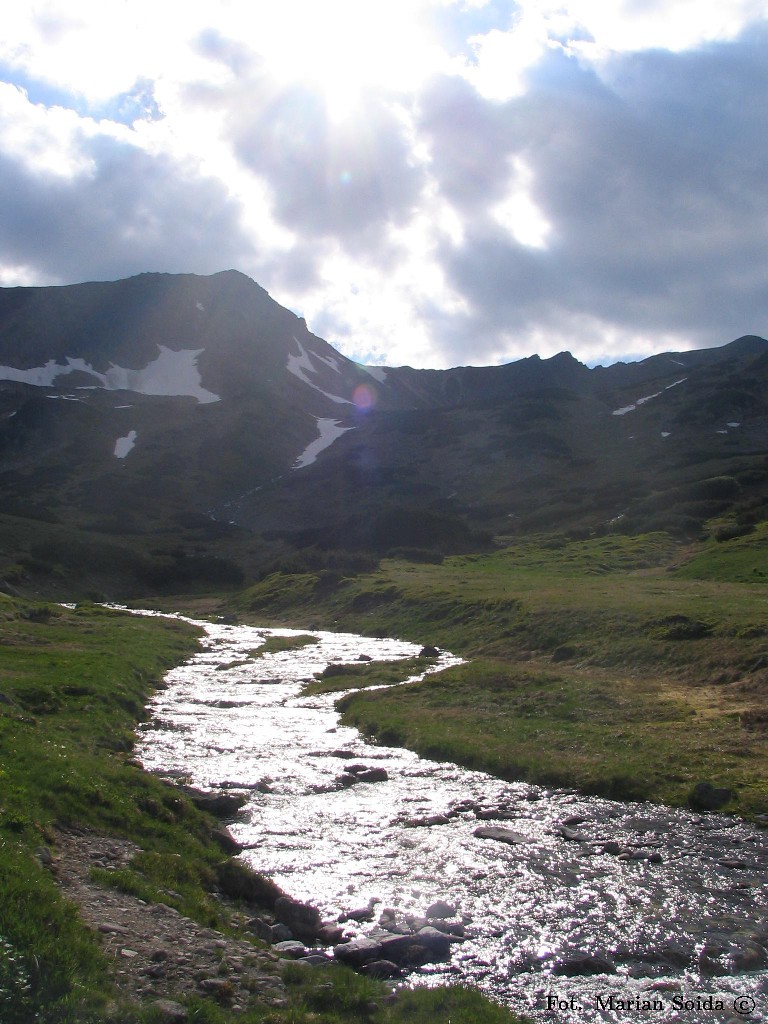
352,383 -> 377,411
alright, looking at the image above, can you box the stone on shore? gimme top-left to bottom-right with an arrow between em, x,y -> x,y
179,785 -> 248,818
362,959 -> 403,978
333,937 -> 384,966
150,1000 -> 188,1023
274,897 -> 322,942
689,781 -> 733,811
273,940 -> 307,958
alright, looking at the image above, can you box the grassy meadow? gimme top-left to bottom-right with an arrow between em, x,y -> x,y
237,528 -> 768,815
1,521 -> 765,1021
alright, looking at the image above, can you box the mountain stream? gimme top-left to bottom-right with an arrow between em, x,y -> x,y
135,616 -> 768,1023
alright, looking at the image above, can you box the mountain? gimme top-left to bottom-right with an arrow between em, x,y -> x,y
0,270 -> 766,597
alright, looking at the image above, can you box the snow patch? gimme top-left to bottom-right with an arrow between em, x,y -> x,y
661,431 -> 671,438
310,350 -> 342,373
727,421 -> 741,428
286,338 -> 353,406
613,402 -> 645,416
293,418 -> 355,470
363,365 -> 388,384
0,347 -> 220,404
114,430 -> 138,459
196,301 -> 205,311
612,377 -> 687,415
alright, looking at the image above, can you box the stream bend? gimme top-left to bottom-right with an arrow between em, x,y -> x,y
135,616 -> 768,1024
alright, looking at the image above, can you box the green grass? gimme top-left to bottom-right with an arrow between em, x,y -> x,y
302,657 -> 429,696
250,634 -> 319,657
0,599 -> 225,1021
279,965 -> 521,1024
338,657 -> 768,810
675,520 -> 768,582
231,529 -> 768,816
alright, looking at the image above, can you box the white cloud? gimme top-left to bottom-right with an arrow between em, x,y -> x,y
490,158 -> 552,249
530,0 -> 768,56
0,1 -> 766,370
464,10 -> 553,100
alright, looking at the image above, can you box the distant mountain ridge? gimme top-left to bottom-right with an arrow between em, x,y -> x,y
0,270 -> 766,596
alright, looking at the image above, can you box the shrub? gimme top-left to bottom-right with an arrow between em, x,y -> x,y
386,547 -> 445,563
713,522 -> 756,542
214,859 -> 286,907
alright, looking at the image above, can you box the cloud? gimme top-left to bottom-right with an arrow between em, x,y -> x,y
0,3 -> 767,369
227,80 -> 425,245
528,0 -> 768,56
417,74 -> 517,211
0,87 -> 253,284
417,26 -> 768,364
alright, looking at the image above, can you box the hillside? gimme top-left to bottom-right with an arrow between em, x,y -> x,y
0,270 -> 766,598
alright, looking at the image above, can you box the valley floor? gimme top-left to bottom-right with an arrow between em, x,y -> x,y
230,529 -> 768,817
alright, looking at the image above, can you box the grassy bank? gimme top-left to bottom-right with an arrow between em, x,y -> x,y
237,530 -> 768,816
0,599 -> 214,1022
0,597 -> 525,1024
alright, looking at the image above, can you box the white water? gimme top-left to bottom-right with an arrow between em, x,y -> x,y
136,616 -> 768,1023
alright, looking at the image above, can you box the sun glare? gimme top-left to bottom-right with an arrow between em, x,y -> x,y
244,0 -> 441,117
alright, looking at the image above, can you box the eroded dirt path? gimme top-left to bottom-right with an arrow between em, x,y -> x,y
52,828 -> 287,1015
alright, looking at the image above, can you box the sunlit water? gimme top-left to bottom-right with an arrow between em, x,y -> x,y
135,616 -> 768,1023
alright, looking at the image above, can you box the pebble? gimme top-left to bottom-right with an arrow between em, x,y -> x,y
150,999 -> 188,1023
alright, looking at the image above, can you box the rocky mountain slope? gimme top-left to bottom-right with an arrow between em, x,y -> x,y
0,270 -> 765,596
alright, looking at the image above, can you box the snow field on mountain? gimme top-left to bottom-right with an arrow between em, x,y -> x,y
0,346 -> 220,404
293,417 -> 355,469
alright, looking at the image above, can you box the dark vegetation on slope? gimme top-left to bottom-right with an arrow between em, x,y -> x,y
0,273 -> 767,607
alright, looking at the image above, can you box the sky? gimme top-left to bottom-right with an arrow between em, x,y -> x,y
1,2 -> 767,369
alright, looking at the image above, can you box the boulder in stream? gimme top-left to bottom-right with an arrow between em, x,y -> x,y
339,901 -> 378,924
558,825 -> 587,842
552,951 -> 617,976
475,807 -> 518,821
473,825 -> 531,845
425,900 -> 457,919
342,765 -> 389,784
377,927 -> 457,965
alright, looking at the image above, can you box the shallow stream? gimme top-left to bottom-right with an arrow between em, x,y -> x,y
136,616 -> 768,1023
